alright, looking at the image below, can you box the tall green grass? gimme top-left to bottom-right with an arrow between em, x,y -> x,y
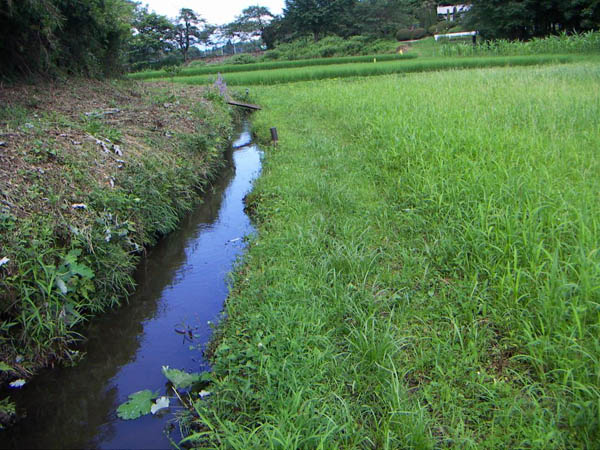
162,54 -> 577,86
128,53 -> 414,80
185,62 -> 600,447
437,31 -> 600,57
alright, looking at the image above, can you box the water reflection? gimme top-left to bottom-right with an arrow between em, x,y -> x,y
1,124 -> 261,449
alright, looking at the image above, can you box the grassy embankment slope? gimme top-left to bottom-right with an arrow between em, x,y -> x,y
186,63 -> 600,447
0,80 -> 235,424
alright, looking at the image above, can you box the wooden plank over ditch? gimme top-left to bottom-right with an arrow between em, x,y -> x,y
227,100 -> 261,110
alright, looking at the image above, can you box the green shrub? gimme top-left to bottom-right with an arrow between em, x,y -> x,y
263,49 -> 281,60
397,28 -> 428,41
224,54 -> 259,65
396,28 -> 413,41
411,28 -> 428,39
260,35 -> 398,61
130,54 -> 183,73
448,25 -> 465,33
188,59 -> 207,67
429,21 -> 452,35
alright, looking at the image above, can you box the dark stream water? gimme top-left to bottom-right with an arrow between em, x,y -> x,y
1,124 -> 261,449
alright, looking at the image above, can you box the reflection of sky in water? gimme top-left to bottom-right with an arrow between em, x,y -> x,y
3,124 -> 262,450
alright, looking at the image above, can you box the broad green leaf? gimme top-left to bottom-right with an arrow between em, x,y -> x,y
64,249 -> 82,264
116,390 -> 156,420
0,362 -> 13,372
161,366 -> 211,389
69,262 -> 94,279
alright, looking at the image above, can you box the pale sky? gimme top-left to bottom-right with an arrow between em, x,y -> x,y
141,0 -> 285,25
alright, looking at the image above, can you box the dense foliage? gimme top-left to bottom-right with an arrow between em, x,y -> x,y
0,0 -> 134,77
0,1 -> 213,77
222,0 -> 600,52
467,0 -> 600,39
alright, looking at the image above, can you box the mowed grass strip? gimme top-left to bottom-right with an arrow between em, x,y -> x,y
128,53 -> 415,80
186,63 -> 600,448
160,54 -> 579,86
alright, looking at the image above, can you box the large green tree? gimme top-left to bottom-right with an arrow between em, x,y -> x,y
55,0 -> 135,75
226,5 -> 275,42
352,0 -> 420,37
174,8 -> 211,62
129,6 -> 175,66
283,0 -> 355,41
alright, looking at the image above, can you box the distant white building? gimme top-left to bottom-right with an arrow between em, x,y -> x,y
437,4 -> 471,21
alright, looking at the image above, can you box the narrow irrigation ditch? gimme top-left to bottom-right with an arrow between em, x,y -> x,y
1,123 -> 262,449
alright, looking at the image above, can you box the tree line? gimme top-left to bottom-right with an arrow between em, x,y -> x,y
1,0 -> 598,78
268,0 -> 600,44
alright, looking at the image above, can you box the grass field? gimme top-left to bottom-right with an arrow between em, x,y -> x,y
129,53 -> 415,81
184,62 -> 600,448
157,54 -> 578,86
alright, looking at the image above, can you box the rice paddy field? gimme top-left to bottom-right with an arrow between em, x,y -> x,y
180,60 -> 600,448
128,53 -> 415,81
145,54 -> 579,86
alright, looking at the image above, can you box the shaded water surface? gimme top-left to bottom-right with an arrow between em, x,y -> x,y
2,124 -> 260,449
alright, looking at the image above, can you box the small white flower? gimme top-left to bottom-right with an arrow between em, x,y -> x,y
198,390 -> 211,398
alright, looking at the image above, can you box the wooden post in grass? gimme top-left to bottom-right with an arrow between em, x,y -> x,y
270,127 -> 278,143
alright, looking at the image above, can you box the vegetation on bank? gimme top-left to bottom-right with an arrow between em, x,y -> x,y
0,80 -> 235,426
161,54 -> 579,86
182,62 -> 600,447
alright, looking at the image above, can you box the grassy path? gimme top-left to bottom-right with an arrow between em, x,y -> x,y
188,63 -> 600,448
